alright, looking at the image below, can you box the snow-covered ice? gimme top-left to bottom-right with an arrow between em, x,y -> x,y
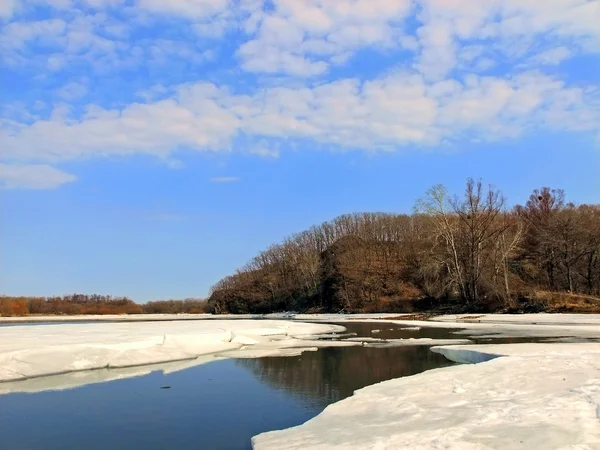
253,341 -> 600,449
253,314 -> 600,449
0,313 -> 226,323
344,337 -> 472,348
301,313 -> 600,339
435,313 -> 600,326
5,312 -> 600,449
0,320 -> 346,385
0,355 -> 221,395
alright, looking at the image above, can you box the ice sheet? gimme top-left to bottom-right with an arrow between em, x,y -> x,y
0,320 -> 345,386
304,313 -> 600,339
253,342 -> 600,449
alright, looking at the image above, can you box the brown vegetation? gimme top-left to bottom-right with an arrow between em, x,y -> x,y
209,180 -> 600,314
0,294 -> 208,317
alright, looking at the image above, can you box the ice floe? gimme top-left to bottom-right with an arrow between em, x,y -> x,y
253,341 -> 600,449
304,313 -> 600,339
0,320 -> 345,385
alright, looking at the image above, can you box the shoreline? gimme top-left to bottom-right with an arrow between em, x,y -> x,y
3,313 -> 599,448
0,313 -> 249,324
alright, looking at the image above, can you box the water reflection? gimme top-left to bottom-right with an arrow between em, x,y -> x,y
237,344 -> 453,407
0,322 -> 470,450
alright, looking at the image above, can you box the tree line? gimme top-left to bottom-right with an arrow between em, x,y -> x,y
209,180 -> 600,314
0,294 -> 209,317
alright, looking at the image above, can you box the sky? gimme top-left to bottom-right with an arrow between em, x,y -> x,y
1,0 -> 600,301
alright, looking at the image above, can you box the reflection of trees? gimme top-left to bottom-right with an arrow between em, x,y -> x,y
236,344 -> 453,408
333,322 -> 461,340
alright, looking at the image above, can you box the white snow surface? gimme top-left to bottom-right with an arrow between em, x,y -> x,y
253,342 -> 600,450
0,313 -> 254,323
0,319 -> 345,385
299,313 -> 600,339
435,313 -> 600,326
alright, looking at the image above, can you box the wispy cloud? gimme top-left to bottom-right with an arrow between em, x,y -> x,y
249,141 -> 280,158
0,164 -> 76,190
210,176 -> 240,183
57,80 -> 88,101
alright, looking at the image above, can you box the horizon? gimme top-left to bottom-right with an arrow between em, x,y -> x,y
2,0 -> 600,301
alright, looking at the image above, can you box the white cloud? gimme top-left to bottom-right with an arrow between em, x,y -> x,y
135,0 -> 231,18
0,163 -> 76,189
414,0 -> 600,79
0,12 -> 214,73
238,0 -> 414,76
7,0 -> 598,79
0,0 -> 17,18
57,80 -> 88,101
530,47 -> 572,65
1,0 -> 599,180
1,83 -> 241,161
210,176 -> 240,183
0,19 -> 67,67
249,141 -> 279,158
2,71 -> 598,164
135,84 -> 169,102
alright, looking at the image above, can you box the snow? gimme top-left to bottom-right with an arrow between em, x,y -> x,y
5,312 -> 600,448
0,320 -> 346,385
0,356 -> 220,395
303,313 -> 600,339
435,314 -> 600,326
344,337 -> 472,348
253,342 -> 600,450
0,313 -> 257,324
0,317 -> 482,393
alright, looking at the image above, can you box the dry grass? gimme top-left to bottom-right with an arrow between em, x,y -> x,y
527,291 -> 600,313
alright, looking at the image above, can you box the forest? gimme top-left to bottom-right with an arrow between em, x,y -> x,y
208,180 -> 600,314
0,294 -> 208,317
2,180 -> 598,317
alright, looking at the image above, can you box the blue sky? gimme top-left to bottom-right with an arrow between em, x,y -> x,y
1,0 -> 599,301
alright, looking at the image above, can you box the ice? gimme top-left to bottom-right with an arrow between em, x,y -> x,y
307,313 -> 600,339
0,313 -> 250,324
344,337 -> 472,348
253,342 -> 600,449
0,356 -> 221,395
253,314 -> 600,449
435,314 -> 600,326
0,320 -> 346,388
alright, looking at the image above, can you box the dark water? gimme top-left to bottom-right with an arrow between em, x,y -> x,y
0,322 -> 471,450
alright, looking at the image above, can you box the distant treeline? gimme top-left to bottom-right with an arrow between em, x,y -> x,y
0,294 -> 209,317
209,180 -> 600,314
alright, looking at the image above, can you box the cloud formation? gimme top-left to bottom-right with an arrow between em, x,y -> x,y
1,0 -> 599,188
210,176 -> 240,183
0,163 -> 76,189
3,72 -> 598,163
